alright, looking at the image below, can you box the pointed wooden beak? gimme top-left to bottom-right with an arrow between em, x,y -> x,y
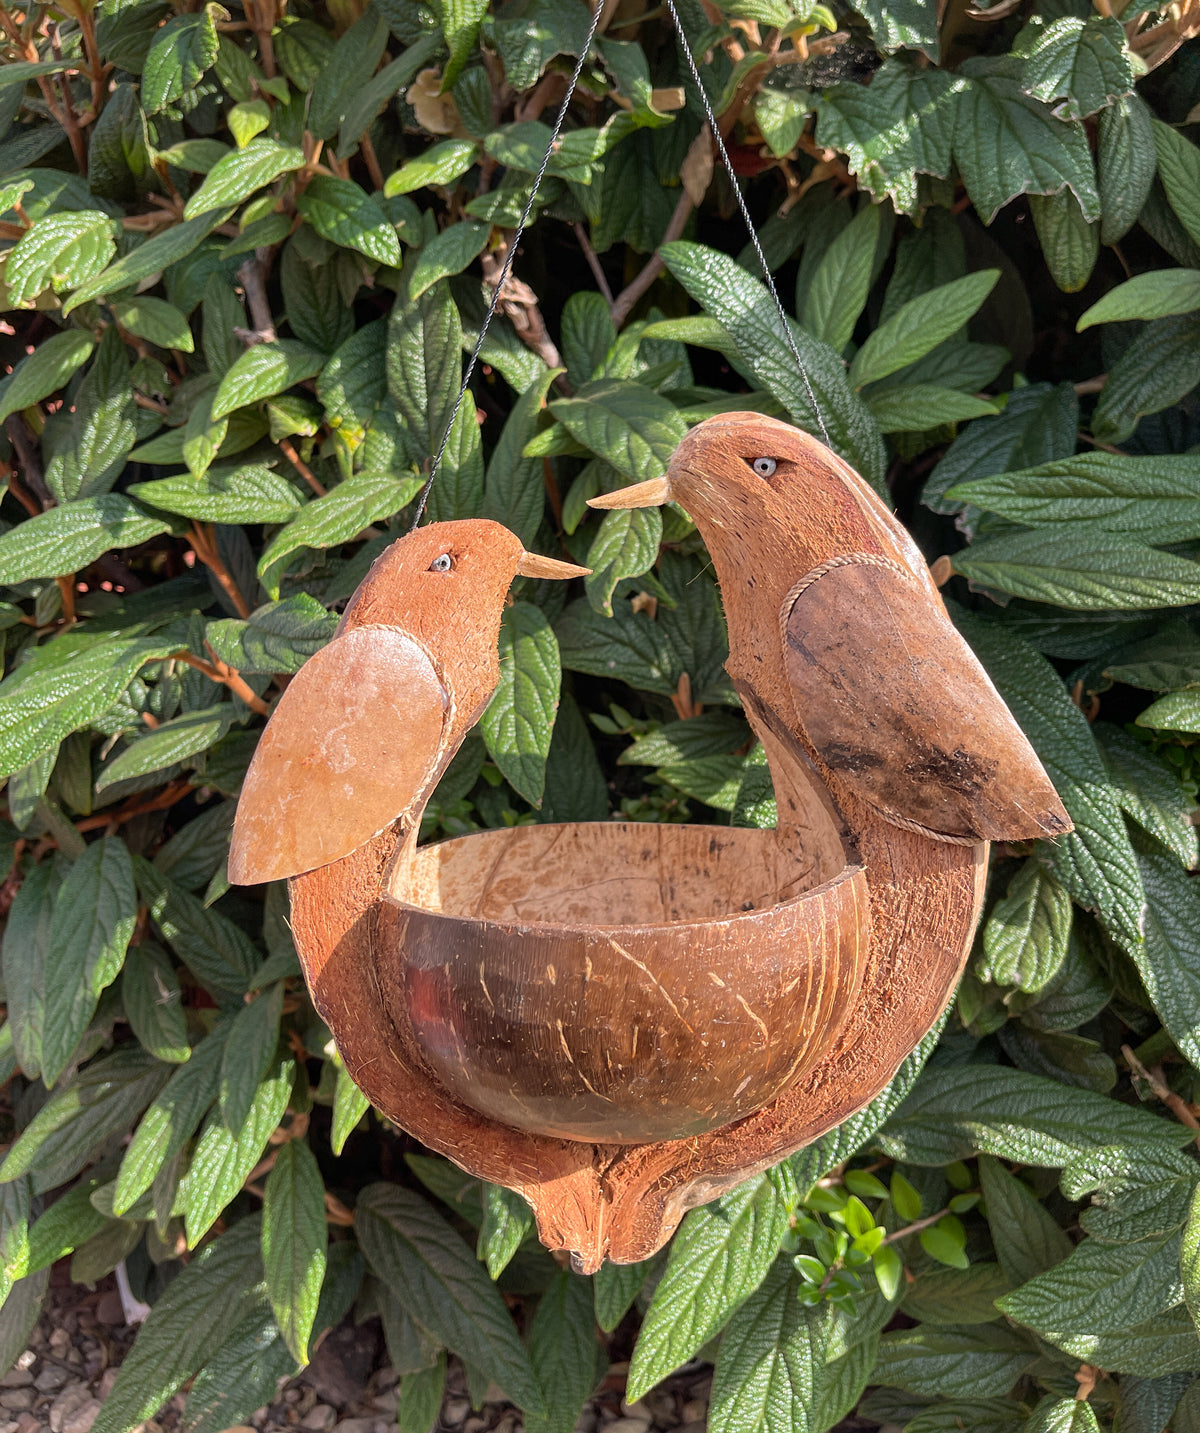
515,551 -> 590,579
587,476 -> 672,510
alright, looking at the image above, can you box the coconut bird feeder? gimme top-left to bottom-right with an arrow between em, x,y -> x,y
228,413 -> 1070,1271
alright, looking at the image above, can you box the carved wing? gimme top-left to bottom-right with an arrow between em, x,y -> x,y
781,556 -> 1071,842
229,625 -> 450,884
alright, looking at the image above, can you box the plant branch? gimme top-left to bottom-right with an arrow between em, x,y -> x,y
236,254 -> 277,342
5,416 -> 53,508
880,1207 -> 951,1245
187,522 -> 253,619
278,437 -> 326,496
611,186 -> 695,329
1122,1044 -> 1200,1139
573,222 -> 614,306
172,646 -> 270,715
75,777 -> 195,833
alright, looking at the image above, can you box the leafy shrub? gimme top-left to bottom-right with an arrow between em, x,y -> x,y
1,0 -> 1200,1431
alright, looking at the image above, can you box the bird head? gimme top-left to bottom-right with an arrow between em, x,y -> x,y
341,518 -> 588,711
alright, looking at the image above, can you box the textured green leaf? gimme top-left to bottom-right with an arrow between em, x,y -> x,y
1079,270 -> 1200,330
182,1055 -> 294,1246
206,594 -> 335,674
5,211 -> 114,305
584,507 -> 662,617
431,0 -> 487,87
135,858 -> 261,996
330,1066 -> 370,1156
873,1323 -> 1038,1398
850,270 -> 999,389
263,1139 -> 327,1364
815,62 -> 960,216
0,496 -> 170,585
799,203 -> 881,353
296,175 -> 402,267
1092,313 -> 1200,444
526,1270 -> 599,1433
183,138 -> 305,218
1033,1305 -> 1200,1377
122,942 -> 190,1064
2,860 -> 57,1081
212,341 -> 325,421
551,378 -> 687,485
979,857 -> 1073,992
1030,188 -> 1098,293
408,219 -> 489,298
1011,13 -> 1133,120
130,464 -> 304,524
90,1218 -> 266,1433
387,278 -> 461,453
1154,120 -> 1200,250
355,1183 -> 543,1413
64,209 -> 233,314
628,1175 -> 788,1400
42,837 -> 137,1084
660,240 -> 887,489
953,59 -> 1101,224
1098,93 -> 1156,245
99,707 -> 235,790
901,1265 -> 1012,1325
482,366 -> 558,546
1096,723 -> 1198,870
0,330 -> 97,429
141,8 -> 220,112
479,601 -> 560,806
307,7 -> 389,139
385,139 -> 477,196
708,1265 -> 820,1433
43,330 -> 138,503
878,1064 -> 1189,1166
953,531 -> 1200,611
1027,1397 -> 1102,1433
476,1184 -> 533,1281
219,982 -> 283,1131
866,385 -> 998,432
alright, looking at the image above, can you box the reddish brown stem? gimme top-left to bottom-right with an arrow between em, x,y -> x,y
173,647 -> 270,716
187,523 -> 253,619
76,777 -> 195,833
611,187 -> 696,329
359,130 -> 385,193
278,437 -> 326,496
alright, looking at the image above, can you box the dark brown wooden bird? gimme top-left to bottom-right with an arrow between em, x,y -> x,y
229,520 -> 588,886
590,411 -> 1070,845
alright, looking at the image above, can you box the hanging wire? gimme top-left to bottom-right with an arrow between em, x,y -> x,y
412,0 -> 832,526
661,0 -> 831,448
410,0 -> 608,529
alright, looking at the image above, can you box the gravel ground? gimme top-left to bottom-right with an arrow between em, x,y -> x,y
8,1273 -> 712,1433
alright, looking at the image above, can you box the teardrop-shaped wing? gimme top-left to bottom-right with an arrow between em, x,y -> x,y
229,625 -> 450,885
782,556 -> 1071,842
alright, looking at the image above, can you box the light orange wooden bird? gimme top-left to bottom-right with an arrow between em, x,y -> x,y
229,520 -> 588,886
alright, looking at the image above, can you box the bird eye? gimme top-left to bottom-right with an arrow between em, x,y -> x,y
751,457 -> 777,478
429,553 -> 454,573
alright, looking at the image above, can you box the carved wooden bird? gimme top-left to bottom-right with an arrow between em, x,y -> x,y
228,520 -> 587,887
591,412 -> 1070,845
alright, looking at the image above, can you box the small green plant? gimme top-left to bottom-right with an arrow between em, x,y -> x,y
2,1 -> 1200,1431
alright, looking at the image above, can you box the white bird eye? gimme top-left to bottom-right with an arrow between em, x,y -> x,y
752,457 -> 777,478
429,553 -> 454,573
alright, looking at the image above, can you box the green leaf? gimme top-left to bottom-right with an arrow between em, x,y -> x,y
952,531 -> 1200,611
122,942 -> 190,1064
1138,691 -> 1200,734
355,1184 -> 543,1413
1028,1397 -> 1102,1433
999,1226 -> 1184,1336
660,240 -> 886,490
799,202 -> 881,352
0,1270 -> 47,1377
307,7 -> 389,140
902,1264 -> 1012,1325
2,861 -> 56,1081
183,138 -> 306,218
1030,188 -> 1098,293
330,1066 -> 370,1156
1079,270 -> 1200,330
0,1046 -> 170,1187
850,270 -> 999,389
853,0 -> 937,55
1011,13 -> 1133,120
385,139 -> 477,196
525,1270 -> 599,1433
135,857 -> 261,996
336,38 -> 442,160
182,1309 -> 297,1433
387,278 -> 461,453
263,1138 -> 327,1364
64,209 -> 233,314
42,328 -> 138,504
26,1183 -> 107,1276
1092,313 -> 1200,444
479,601 -> 560,806
220,982 -> 283,1131
979,857 -> 1073,993
90,1218 -> 266,1433
550,378 -> 688,484
1098,93 -> 1156,245
114,1028 -> 227,1214
1154,120 -> 1200,250
0,636 -> 179,781
212,341 -> 325,421
0,330 -> 96,429
945,453 -> 1200,544
97,706 -> 235,790
409,219 -> 490,298
1035,1305 -> 1200,1377
141,7 -> 220,112
953,59 -> 1101,224
431,0 -> 487,87
257,474 -> 421,592
476,1184 -> 533,1281
593,1259 -> 651,1334
130,464 -> 305,525
1130,842 -> 1200,1072
206,594 -> 335,674
41,837 -> 137,1084
0,496 -> 169,585
182,1055 -> 294,1246
398,1356 -> 446,1433
424,394 -> 484,522
584,507 -> 662,617
482,366 -> 558,546
4,211 -> 115,306
296,174 -> 402,267
814,61 -> 959,216
953,608 -> 1145,952
1096,723 -> 1199,870
866,385 -> 999,432
878,1064 -> 1190,1166
628,1175 -> 788,1400
874,1323 -> 1037,1398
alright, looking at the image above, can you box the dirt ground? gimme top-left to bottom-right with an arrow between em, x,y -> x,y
3,1276 -> 712,1433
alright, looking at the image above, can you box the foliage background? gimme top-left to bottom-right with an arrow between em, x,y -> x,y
2,0 -> 1200,1430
